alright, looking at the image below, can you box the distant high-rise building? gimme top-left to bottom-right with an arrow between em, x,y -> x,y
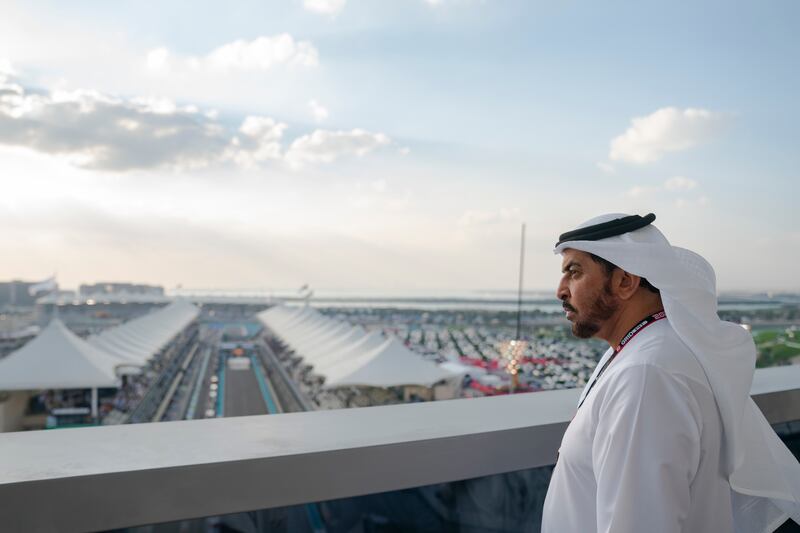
0,281 -> 39,307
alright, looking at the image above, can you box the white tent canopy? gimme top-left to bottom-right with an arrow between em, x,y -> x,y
304,326 -> 366,365
312,330 -> 386,376
323,337 -> 456,389
277,313 -> 327,345
258,305 -> 457,390
292,323 -> 351,355
265,306 -> 317,331
87,300 -> 199,365
0,319 -> 120,391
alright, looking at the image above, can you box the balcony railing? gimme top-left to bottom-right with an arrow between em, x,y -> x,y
1,365 -> 799,532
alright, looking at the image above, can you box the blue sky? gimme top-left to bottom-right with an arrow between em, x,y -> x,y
0,0 -> 797,292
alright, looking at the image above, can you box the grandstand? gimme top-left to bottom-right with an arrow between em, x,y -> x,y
0,301 -> 200,431
258,305 -> 464,408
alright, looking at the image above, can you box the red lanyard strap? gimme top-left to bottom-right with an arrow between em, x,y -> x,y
577,310 -> 666,410
615,310 -> 666,353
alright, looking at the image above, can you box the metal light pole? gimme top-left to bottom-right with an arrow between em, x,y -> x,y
516,223 -> 526,340
503,223 -> 528,394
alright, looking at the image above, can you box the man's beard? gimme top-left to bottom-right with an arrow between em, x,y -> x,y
564,279 -> 619,339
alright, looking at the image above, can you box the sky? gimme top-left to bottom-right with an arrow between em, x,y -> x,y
0,0 -> 797,293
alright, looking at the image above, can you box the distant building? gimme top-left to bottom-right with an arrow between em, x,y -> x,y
79,282 -> 165,297
0,281 -> 39,308
34,284 -> 167,334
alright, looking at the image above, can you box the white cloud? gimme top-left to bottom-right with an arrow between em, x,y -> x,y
0,59 -> 16,77
307,99 -> 329,122
398,147 -> 411,156
285,129 -> 391,168
228,116 -> 288,168
609,107 -> 725,164
146,34 -> 319,73
664,175 -> 698,191
0,74 -> 229,171
239,116 -> 285,139
458,207 -> 521,227
206,34 -> 318,70
0,72 -> 389,172
145,47 -> 170,70
303,0 -> 346,15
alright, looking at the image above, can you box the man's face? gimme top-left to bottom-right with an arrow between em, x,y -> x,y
556,249 -> 620,339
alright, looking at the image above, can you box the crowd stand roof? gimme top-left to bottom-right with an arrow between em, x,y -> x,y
87,300 -> 199,365
312,331 -> 386,376
258,305 -> 457,389
323,336 -> 455,388
293,323 -> 352,355
303,327 -> 366,364
0,300 -> 199,392
0,319 -> 119,390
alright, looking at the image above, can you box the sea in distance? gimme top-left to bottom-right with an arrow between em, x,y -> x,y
171,288 -> 797,313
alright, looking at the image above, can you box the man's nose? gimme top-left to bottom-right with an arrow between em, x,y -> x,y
556,278 -> 569,301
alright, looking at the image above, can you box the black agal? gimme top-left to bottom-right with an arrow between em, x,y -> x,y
556,213 -> 656,247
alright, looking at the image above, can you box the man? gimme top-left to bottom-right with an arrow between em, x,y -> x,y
541,213 -> 800,533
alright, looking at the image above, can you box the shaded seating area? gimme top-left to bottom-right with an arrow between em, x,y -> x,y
0,318 -> 121,391
258,306 -> 460,408
0,318 -> 121,429
0,300 -> 200,431
87,299 -> 200,368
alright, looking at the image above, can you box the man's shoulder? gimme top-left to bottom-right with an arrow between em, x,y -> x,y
611,320 -> 709,389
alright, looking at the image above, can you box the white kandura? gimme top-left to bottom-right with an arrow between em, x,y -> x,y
544,213 -> 800,533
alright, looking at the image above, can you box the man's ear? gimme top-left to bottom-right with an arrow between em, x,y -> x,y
614,269 -> 641,301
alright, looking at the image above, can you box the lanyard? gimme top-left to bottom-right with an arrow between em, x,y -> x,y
577,310 -> 666,410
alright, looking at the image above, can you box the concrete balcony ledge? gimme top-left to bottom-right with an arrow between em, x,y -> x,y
1,365 -> 799,533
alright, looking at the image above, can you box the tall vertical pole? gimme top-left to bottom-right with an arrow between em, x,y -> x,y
91,387 -> 98,421
516,223 -> 526,340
